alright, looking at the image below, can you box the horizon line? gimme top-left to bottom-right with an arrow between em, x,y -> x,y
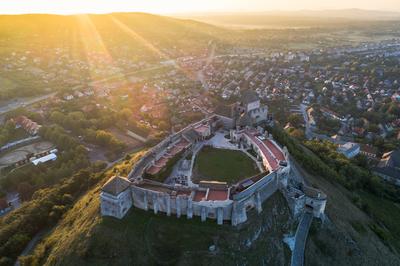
0,7 -> 399,16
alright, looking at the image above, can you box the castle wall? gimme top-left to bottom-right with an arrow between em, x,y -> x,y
249,106 -> 268,124
215,115 -> 234,129
233,172 -> 278,201
305,197 -> 326,218
281,187 -> 306,218
101,161 -> 325,225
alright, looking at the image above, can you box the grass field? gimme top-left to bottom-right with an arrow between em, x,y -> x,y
193,146 -> 259,184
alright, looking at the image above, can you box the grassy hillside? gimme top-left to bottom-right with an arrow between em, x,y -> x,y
267,126 -> 400,265
20,184 -> 293,265
297,159 -> 400,266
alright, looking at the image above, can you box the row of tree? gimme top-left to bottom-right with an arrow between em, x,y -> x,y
268,126 -> 399,202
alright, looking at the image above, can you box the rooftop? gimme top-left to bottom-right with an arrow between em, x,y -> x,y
102,176 -> 131,196
241,90 -> 259,105
31,153 -> 57,166
207,189 -> 229,201
244,131 -> 282,171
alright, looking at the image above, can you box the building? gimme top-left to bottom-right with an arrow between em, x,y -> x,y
31,153 -> 57,166
12,116 -> 41,135
373,150 -> 400,186
230,128 -> 289,173
233,90 -> 269,127
320,107 -> 345,122
337,142 -> 360,159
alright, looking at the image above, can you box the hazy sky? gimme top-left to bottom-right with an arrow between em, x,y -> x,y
1,0 -> 400,14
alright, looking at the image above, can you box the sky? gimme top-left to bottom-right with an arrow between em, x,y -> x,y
1,0 -> 400,15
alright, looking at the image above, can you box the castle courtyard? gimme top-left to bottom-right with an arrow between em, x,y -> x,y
192,146 -> 260,184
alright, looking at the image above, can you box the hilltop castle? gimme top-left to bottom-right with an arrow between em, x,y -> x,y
100,94 -> 326,225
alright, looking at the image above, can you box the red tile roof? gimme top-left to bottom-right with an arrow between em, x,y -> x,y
13,116 -> 40,135
193,124 -> 210,135
207,189 -> 228,201
244,131 -> 285,171
193,191 -> 206,202
146,165 -> 163,175
264,139 -> 285,161
245,131 -> 278,171
146,137 -> 191,175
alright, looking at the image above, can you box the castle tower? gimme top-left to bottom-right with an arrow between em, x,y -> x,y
100,176 -> 133,219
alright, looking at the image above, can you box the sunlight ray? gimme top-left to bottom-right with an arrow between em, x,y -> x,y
109,15 -> 201,82
76,14 -> 124,87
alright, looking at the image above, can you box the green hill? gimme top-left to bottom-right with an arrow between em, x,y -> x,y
13,138 -> 400,266
20,182 -> 293,265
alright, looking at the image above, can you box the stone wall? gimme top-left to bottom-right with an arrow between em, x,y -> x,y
103,169 -> 284,225
100,189 -> 132,219
233,172 -> 278,201
305,197 -> 326,218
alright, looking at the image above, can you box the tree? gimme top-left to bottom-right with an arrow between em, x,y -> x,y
288,114 -> 303,128
17,182 -> 34,201
290,129 -> 305,140
95,130 -> 113,146
2,233 -> 30,259
119,108 -> 133,120
368,124 -> 380,134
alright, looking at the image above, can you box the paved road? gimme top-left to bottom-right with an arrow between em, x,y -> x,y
300,104 -> 314,140
291,211 -> 313,266
300,104 -> 331,141
0,92 -> 56,116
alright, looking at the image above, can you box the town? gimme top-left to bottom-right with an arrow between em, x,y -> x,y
0,10 -> 400,266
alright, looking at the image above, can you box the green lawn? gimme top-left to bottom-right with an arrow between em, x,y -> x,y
193,146 -> 259,184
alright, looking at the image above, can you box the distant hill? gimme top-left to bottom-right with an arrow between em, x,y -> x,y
292,9 -> 400,20
175,9 -> 400,29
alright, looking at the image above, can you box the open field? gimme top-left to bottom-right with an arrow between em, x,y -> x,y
193,146 -> 259,184
0,140 -> 54,168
